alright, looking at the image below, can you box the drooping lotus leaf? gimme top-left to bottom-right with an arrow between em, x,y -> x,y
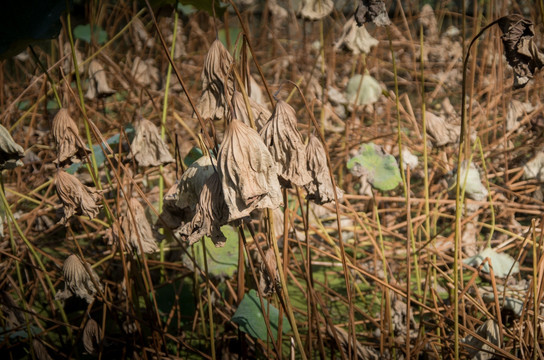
347,143 -> 402,191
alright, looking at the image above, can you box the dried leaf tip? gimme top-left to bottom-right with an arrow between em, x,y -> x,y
218,119 -> 282,221
304,134 -> 343,204
51,108 -> 90,165
120,198 -> 159,254
0,124 -> 24,170
177,172 -> 229,247
260,100 -> 312,187
196,39 -> 234,121
231,91 -> 271,132
85,60 -> 115,99
497,15 -> 544,89
55,171 -> 102,225
355,0 -> 391,27
128,116 -> 174,167
56,254 -> 102,303
298,0 -> 333,20
83,319 -> 101,354
335,18 -> 378,55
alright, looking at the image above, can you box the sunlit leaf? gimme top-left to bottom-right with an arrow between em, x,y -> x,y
347,143 -> 402,191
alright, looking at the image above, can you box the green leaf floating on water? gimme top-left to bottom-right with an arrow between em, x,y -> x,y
232,289 -> 291,341
183,225 -> 238,279
347,143 -> 402,191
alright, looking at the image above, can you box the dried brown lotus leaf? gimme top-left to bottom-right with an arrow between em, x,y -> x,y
419,4 -> 438,42
196,40 -> 234,121
304,134 -> 343,204
131,56 -> 160,90
497,15 -> 544,89
260,100 -> 312,187
56,254 -> 102,303
121,198 -> 159,254
326,325 -> 380,360
158,180 -> 185,229
83,318 -> 101,354
218,119 -> 282,221
160,15 -> 186,60
299,0 -> 333,20
355,0 -> 391,27
231,91 -> 271,132
85,60 -> 115,100
52,108 -> 90,165
461,319 -> 500,360
335,18 -> 378,55
128,116 -> 174,167
259,247 -> 279,297
62,42 -> 84,75
425,110 -> 461,147
131,18 -> 154,52
0,124 -> 24,170
507,99 -> 533,131
55,171 -> 102,225
176,155 -> 216,211
176,172 -> 229,247
32,339 -> 54,360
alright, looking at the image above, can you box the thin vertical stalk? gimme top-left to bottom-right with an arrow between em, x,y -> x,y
202,240 -> 216,360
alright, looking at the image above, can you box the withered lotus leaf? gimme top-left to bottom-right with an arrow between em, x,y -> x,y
259,247 -> 279,297
218,119 -> 282,221
56,254 -> 102,304
121,198 -> 159,254
304,134 -> 343,204
62,42 -> 84,75
128,116 -> 174,167
299,0 -> 333,20
131,56 -> 160,91
497,15 -> 544,89
355,0 -> 391,27
419,4 -> 438,42
0,124 -> 24,170
55,171 -> 102,225
85,60 -> 115,99
231,91 -> 271,132
176,172 -> 229,247
176,155 -> 216,211
51,108 -> 90,165
83,319 -> 101,355
32,339 -> 54,360
196,40 -> 234,121
425,110 -> 461,147
335,18 -> 379,55
260,100 -> 312,187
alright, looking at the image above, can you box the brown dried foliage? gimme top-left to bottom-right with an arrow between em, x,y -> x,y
354,0 -> 391,27
304,134 -> 342,204
51,108 -> 90,165
54,171 -> 102,225
128,116 -> 174,167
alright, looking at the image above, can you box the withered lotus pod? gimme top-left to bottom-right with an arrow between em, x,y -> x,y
304,134 -> 343,204
196,40 -> 234,121
355,0 -> 391,27
0,124 -> 24,170
55,171 -> 102,225
298,0 -> 333,20
121,198 -> 159,254
218,119 -> 282,221
85,60 -> 115,99
83,318 -> 101,354
497,15 -> 544,89
231,91 -> 271,132
128,116 -> 174,167
51,108 -> 90,165
260,100 -> 312,187
56,254 -> 102,303
259,247 -> 279,297
176,172 -> 229,247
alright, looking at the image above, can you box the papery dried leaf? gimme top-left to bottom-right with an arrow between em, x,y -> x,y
354,0 -> 391,27
176,155 -> 217,211
268,0 -> 288,30
131,56 -> 160,90
419,4 -> 438,42
304,134 -> 343,204
55,171 -> 102,225
425,110 -> 461,147
0,291 -> 24,327
523,152 -> 544,182
0,124 -> 24,170
160,15 -> 186,60
51,108 -> 90,165
218,119 -> 282,221
157,180 -> 185,229
507,99 -> 533,131
298,0 -> 333,20
121,198 -> 159,254
83,318 -> 101,354
128,116 -> 174,167
260,100 -> 312,187
56,254 -> 102,303
62,42 -> 84,75
335,18 -> 378,55
326,325 -> 379,360
32,339 -> 53,360
131,18 -> 154,52
462,320 -> 500,360
231,91 -> 271,132
497,15 -> 544,89
259,247 -> 279,297
85,60 -> 115,99
196,40 -> 234,121
176,172 -> 229,246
